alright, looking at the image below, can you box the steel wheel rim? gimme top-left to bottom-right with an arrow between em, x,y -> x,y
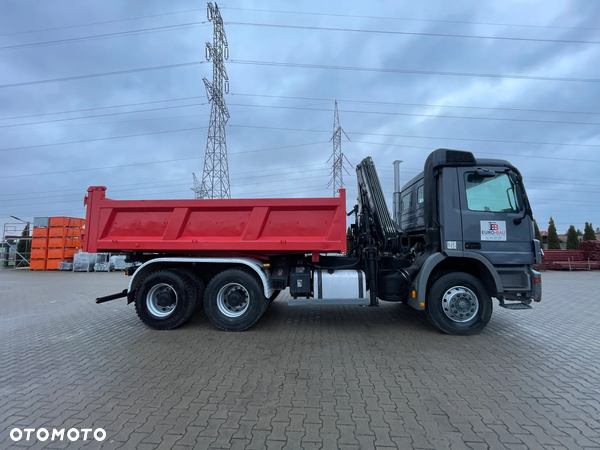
442,285 -> 479,323
146,283 -> 178,318
217,283 -> 250,318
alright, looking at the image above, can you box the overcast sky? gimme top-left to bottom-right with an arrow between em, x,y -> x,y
1,0 -> 599,236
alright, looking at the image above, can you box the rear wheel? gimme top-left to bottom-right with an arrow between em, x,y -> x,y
134,270 -> 197,329
426,272 -> 492,335
172,267 -> 205,316
204,269 -> 268,331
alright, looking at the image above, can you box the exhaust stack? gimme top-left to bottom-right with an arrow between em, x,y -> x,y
393,160 -> 402,225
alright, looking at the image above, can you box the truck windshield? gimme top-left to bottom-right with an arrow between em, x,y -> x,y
464,172 -> 521,213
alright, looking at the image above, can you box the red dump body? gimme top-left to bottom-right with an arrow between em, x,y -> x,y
83,186 -> 347,257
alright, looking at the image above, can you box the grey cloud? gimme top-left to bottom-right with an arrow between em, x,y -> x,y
0,0 -> 599,234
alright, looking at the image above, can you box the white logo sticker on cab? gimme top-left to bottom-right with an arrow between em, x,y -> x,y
481,220 -> 507,241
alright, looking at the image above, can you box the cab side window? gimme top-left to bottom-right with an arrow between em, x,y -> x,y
417,185 -> 424,206
401,192 -> 412,211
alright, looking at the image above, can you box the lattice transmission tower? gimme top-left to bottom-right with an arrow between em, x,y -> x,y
193,2 -> 231,199
327,101 -> 352,197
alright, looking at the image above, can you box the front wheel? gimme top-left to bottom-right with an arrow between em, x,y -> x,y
426,272 -> 492,335
204,269 -> 268,331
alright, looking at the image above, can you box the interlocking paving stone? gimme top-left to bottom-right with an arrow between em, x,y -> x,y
1,270 -> 599,449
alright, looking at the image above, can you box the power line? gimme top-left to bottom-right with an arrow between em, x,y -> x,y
222,7 -> 600,32
0,163 -> 332,198
230,59 -> 600,83
0,126 -> 207,153
14,18 -> 590,54
0,22 -> 209,52
2,56 -> 598,92
6,179 -> 600,210
228,124 -> 600,149
348,140 -> 600,163
4,167 -> 600,213
7,169 -> 600,208
4,99 -> 597,131
2,91 -> 597,125
3,19 -> 595,56
0,157 -> 200,180
1,173 -> 339,208
225,102 -> 600,126
4,191 -> 597,222
4,5 -> 596,39
2,99 -> 598,132
0,61 -> 206,89
0,141 -> 326,179
0,119 -> 597,161
0,95 -> 205,121
0,95 -> 317,124
0,102 -> 206,129
227,21 -> 600,45
229,142 -> 330,156
376,168 -> 600,188
2,182 -> 196,203
351,140 -> 441,151
3,134 -> 600,202
1,185 -> 337,217
526,176 -> 600,187
0,101 -> 331,131
230,92 -> 600,117
0,8 -> 207,37
0,169 -> 336,207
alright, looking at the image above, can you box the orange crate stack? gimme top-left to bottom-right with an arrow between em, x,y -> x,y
46,259 -> 63,271
49,217 -> 84,228
32,227 -> 49,239
29,227 -> 49,271
31,248 -> 48,259
29,259 -> 47,271
31,217 -> 85,270
48,237 -> 82,248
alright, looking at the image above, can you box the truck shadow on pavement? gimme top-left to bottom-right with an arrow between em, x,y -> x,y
183,300 -> 441,336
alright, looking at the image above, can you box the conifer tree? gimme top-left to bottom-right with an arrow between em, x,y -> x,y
547,217 -> 561,250
583,222 -> 597,241
566,225 -> 579,249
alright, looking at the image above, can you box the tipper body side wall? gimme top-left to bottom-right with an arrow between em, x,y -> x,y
83,186 -> 347,256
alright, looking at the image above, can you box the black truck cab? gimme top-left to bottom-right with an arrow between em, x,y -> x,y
352,148 -> 542,334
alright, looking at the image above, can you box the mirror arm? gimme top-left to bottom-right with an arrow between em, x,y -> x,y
513,183 -> 532,225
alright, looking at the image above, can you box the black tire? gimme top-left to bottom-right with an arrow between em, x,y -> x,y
134,269 -> 197,330
204,268 -> 268,331
425,272 -> 492,335
172,267 -> 206,316
269,290 -> 281,303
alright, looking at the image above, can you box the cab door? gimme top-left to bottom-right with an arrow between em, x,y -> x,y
457,167 -> 534,265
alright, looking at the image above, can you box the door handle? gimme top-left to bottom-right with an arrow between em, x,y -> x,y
465,242 -> 481,249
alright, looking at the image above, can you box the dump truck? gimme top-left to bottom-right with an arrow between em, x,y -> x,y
86,148 -> 542,335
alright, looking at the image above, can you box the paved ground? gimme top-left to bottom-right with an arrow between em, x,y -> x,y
0,269 -> 599,450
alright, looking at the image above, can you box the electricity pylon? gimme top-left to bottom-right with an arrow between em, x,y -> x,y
194,2 -> 231,199
327,101 -> 352,197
